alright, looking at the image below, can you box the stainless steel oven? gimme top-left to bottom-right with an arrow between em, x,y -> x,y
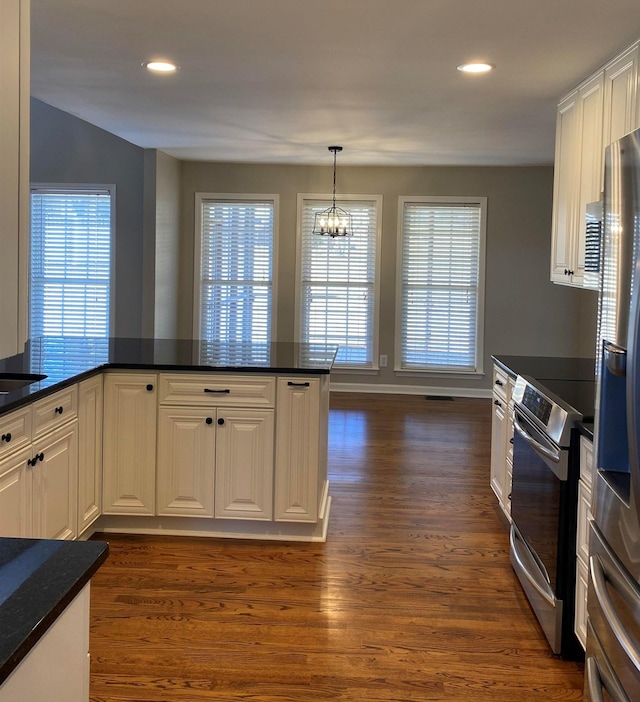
509,374 -> 589,660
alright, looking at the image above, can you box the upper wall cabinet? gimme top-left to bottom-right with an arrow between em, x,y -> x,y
551,40 -> 640,288
551,73 -> 604,287
0,0 -> 29,358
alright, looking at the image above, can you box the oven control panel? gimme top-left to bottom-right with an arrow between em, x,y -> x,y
521,385 -> 553,425
512,375 -> 582,447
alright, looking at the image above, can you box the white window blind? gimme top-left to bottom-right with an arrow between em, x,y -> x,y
298,197 -> 380,368
196,197 -> 274,362
30,188 -> 112,339
29,187 -> 112,380
398,198 -> 485,373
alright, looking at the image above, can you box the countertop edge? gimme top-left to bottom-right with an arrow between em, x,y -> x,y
0,362 -> 333,416
0,539 -> 109,686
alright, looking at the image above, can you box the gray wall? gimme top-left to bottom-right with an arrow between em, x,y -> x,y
180,161 -> 598,393
30,99 -> 598,393
30,98 -> 146,338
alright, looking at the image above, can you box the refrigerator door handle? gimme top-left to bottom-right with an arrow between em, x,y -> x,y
586,656 -> 631,702
590,553 -> 640,674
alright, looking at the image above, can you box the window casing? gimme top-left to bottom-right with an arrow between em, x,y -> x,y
396,196 -> 486,374
29,185 -> 114,380
296,194 -> 381,369
194,194 -> 277,364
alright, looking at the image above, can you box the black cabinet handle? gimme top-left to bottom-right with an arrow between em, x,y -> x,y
1,433 -> 11,443
28,452 -> 44,466
146,384 -> 154,391
205,417 -> 213,425
288,381 -> 310,387
494,399 -> 502,407
217,418 -> 225,426
495,379 -> 503,386
55,406 -> 64,414
204,388 -> 230,394
510,437 -> 514,444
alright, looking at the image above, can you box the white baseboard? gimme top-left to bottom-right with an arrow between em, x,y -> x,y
329,382 -> 492,399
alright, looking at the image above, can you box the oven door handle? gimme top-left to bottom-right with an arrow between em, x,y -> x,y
513,412 -> 561,464
590,553 -> 640,675
509,525 -> 555,607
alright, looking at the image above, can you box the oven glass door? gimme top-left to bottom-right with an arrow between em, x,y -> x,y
511,407 -> 566,596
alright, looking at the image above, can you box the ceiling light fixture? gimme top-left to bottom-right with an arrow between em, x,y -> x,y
143,60 -> 178,73
313,146 -> 352,238
457,62 -> 494,74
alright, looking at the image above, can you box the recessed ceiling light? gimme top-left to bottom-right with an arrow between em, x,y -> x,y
142,60 -> 178,73
457,62 -> 495,74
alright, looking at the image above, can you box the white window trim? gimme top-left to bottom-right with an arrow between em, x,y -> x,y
193,192 -> 279,342
295,193 -> 382,371
394,195 -> 487,377
29,183 -> 117,337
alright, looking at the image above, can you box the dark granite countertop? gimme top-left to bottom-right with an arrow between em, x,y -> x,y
0,537 -> 108,685
492,354 -> 596,438
0,337 -> 338,415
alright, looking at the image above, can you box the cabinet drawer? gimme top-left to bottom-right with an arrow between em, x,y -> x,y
0,406 -> 31,460
159,373 -> 275,407
32,385 -> 78,439
577,479 -> 592,564
492,366 -> 509,402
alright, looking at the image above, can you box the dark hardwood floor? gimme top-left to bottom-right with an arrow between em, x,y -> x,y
89,393 -> 585,701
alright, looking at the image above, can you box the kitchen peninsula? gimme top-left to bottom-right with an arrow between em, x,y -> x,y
0,338 -> 337,543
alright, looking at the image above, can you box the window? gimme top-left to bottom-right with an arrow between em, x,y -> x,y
195,195 -> 277,362
396,197 -> 486,374
29,186 -> 113,381
30,186 -> 113,339
297,195 -> 381,368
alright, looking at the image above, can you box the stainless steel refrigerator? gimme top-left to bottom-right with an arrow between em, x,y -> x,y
587,126 -> 640,700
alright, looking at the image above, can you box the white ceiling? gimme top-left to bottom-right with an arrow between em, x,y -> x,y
30,0 -> 640,166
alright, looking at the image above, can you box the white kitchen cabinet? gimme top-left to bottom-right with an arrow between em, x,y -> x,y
156,406 -> 215,517
0,446 -> 30,536
77,375 -> 103,534
551,71 -> 604,287
31,421 -> 78,540
574,434 -> 594,650
158,372 -> 276,522
551,37 -> 640,290
490,365 -> 514,519
602,43 -> 639,147
0,386 -> 78,539
102,372 -> 157,515
0,0 -> 29,360
275,376 -> 328,523
214,408 -> 274,520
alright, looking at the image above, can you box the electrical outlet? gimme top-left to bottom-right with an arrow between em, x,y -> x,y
379,354 -> 388,367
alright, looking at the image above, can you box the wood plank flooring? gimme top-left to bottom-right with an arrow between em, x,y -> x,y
88,393 -> 585,701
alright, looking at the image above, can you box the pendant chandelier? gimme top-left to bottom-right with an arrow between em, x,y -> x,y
313,146 -> 352,238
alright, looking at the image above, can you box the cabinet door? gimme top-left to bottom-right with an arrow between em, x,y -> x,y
574,72 -> 605,287
215,409 -> 274,520
0,446 -> 30,537
157,407 -> 215,517
275,378 -> 320,522
0,0 -> 29,360
490,394 -> 507,509
32,421 -> 78,540
77,375 -> 103,534
551,92 -> 580,284
102,373 -> 157,515
603,44 -> 639,146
